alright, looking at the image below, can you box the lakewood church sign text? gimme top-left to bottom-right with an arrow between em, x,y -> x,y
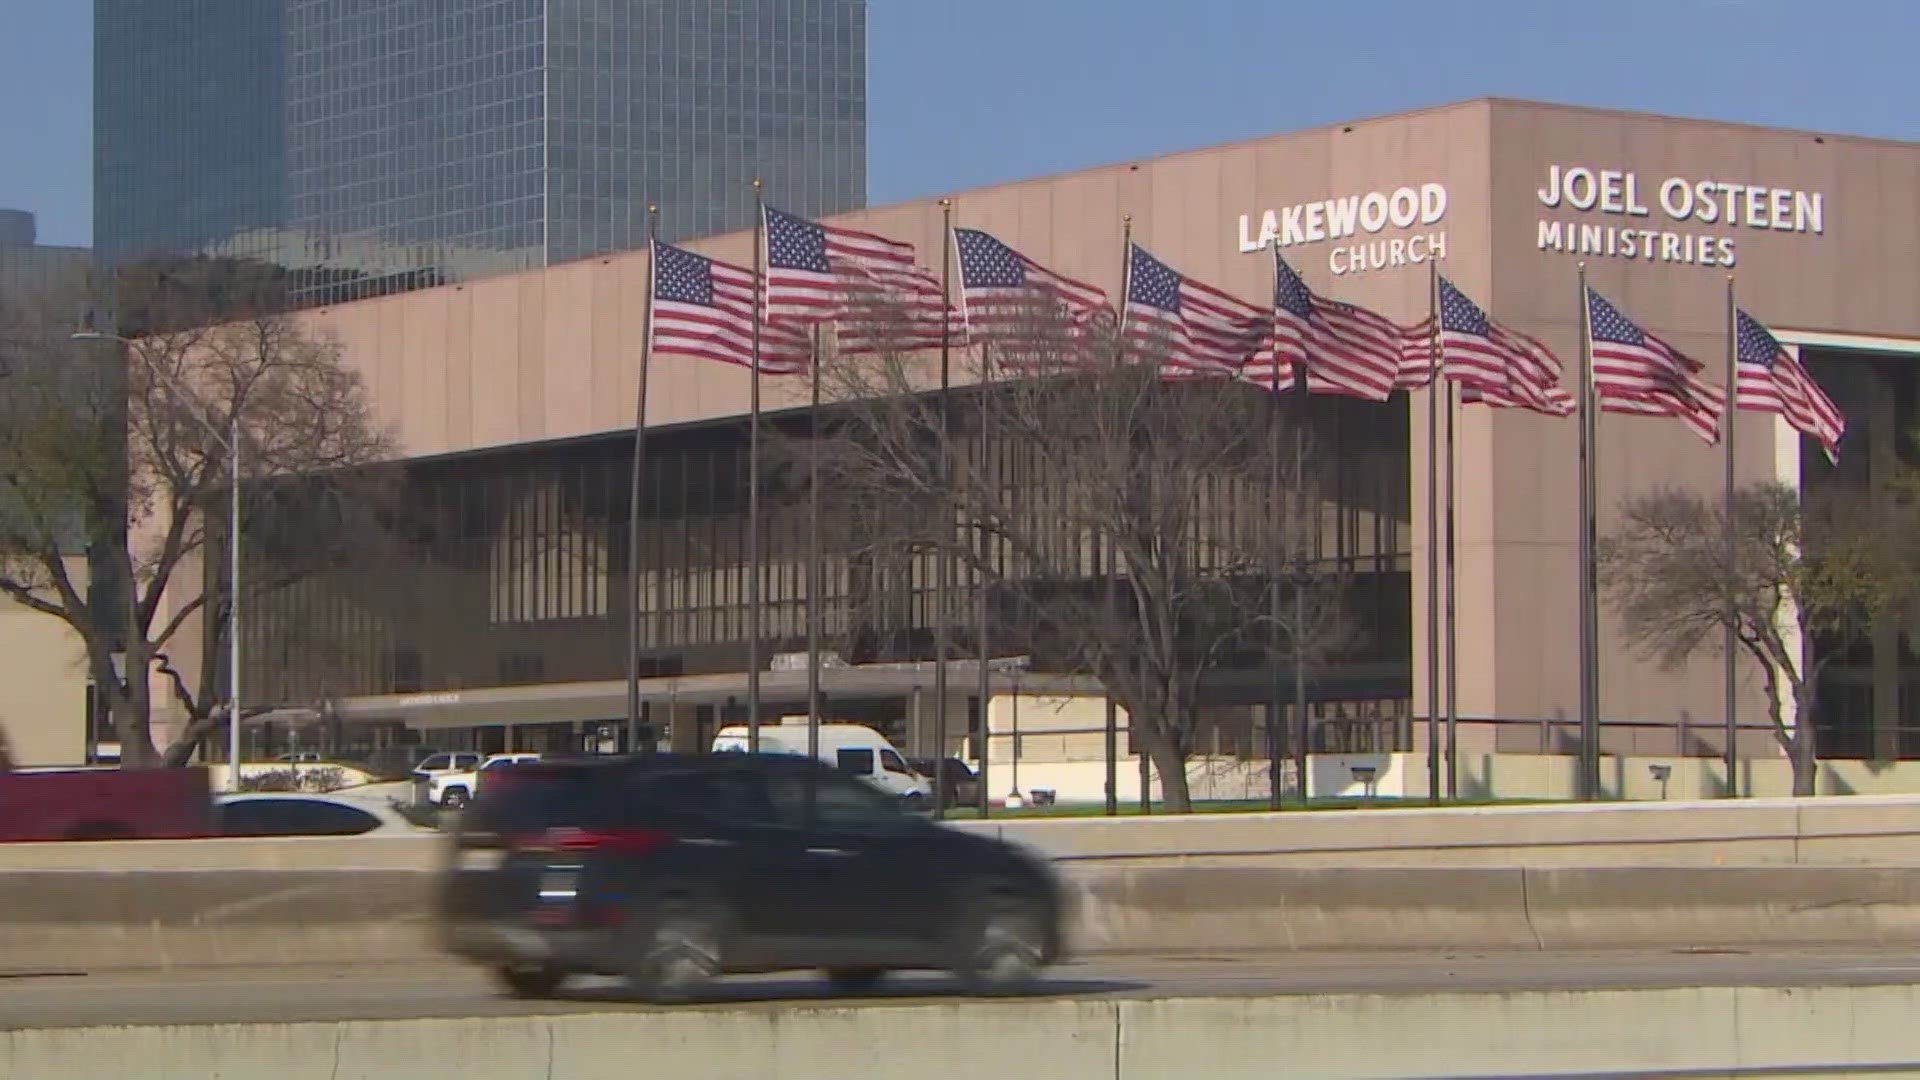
1236,182 -> 1449,278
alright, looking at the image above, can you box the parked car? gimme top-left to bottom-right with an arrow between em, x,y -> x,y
437,752 -> 1064,1003
711,723 -> 932,805
910,757 -> 981,809
411,752 -> 483,786
212,792 -> 427,837
0,766 -> 213,841
429,752 -> 541,810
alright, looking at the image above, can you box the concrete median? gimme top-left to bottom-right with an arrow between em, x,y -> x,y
11,863 -> 1920,976
0,869 -> 436,973
8,984 -> 1920,1080
8,793 -> 1920,876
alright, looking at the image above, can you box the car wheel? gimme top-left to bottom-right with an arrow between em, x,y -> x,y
623,898 -> 723,1004
441,788 -> 470,809
951,894 -> 1048,996
492,963 -> 564,999
823,967 -> 887,993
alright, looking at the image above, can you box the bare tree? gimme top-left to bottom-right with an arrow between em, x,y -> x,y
805,300 -> 1346,811
1597,482 -> 1892,795
0,275 -> 393,769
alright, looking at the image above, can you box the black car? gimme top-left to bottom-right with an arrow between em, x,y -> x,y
910,757 -> 981,810
437,752 -> 1065,1003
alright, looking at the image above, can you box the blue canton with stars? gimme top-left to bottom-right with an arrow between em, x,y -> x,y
1271,254 -> 1313,321
1736,311 -> 1782,369
653,242 -> 715,305
1585,289 -> 1645,346
1127,245 -> 1182,313
1438,278 -> 1490,336
765,206 -> 830,272
955,228 -> 1025,288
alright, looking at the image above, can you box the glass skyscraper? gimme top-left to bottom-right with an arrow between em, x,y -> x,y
95,0 -> 867,306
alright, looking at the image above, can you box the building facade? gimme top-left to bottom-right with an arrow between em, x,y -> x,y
107,100 -> 1920,790
95,0 -> 867,306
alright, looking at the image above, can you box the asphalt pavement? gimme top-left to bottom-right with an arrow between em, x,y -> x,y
7,947 -> 1920,1029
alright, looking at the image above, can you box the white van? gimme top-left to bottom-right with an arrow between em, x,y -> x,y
710,723 -> 933,803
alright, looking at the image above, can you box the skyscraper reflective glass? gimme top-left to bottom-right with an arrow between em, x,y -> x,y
95,0 -> 868,306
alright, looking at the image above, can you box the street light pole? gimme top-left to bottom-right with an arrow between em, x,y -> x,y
73,322 -> 244,788
226,411 -> 242,786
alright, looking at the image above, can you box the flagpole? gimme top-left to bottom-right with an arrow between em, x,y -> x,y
1576,264 -> 1599,800
625,204 -> 660,755
932,199 -> 955,818
1425,257 -> 1442,805
975,339 -> 993,818
1444,367 -> 1459,800
807,322 -> 824,766
1109,216 -> 1133,817
1113,214 -> 1121,807
1267,246 -> 1286,810
1722,273 -> 1738,797
747,179 -> 765,753
1291,367 -> 1310,808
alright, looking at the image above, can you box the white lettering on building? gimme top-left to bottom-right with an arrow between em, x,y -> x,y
1238,181 -> 1449,279
1534,163 -> 1825,269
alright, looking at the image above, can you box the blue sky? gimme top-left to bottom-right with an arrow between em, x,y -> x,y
3,0 -> 1915,249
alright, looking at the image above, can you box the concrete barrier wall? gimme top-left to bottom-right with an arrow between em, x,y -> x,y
10,864 -> 1920,975
10,984 -> 1920,1080
961,791 -> 1920,867
7,791 -> 1920,876
6,795 -> 1920,976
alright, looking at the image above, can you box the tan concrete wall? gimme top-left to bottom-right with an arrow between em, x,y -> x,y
264,98 -> 1919,737
1476,98 -> 1920,745
7,863 -> 1920,976
9,985 -> 1920,1080
0,556 -> 91,767
291,99 -> 1498,459
12,793 -> 1920,874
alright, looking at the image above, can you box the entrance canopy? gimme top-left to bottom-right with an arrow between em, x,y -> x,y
331,656 -> 1041,732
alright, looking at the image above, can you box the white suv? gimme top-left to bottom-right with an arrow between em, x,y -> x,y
429,752 -> 541,809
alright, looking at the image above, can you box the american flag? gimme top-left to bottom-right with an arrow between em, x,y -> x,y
1121,242 -> 1267,376
952,227 -> 1112,351
1736,310 -> 1844,463
1584,288 -> 1724,444
1242,249 -> 1309,391
650,240 -> 812,375
1243,251 -> 1407,400
761,205 -> 962,355
1320,297 -> 1423,401
1415,277 -> 1575,417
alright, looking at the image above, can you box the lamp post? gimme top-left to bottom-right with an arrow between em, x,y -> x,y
73,320 -> 244,788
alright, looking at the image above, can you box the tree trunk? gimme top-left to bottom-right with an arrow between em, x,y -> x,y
90,644 -> 161,769
1790,697 -> 1819,797
1149,735 -> 1192,813
1789,734 -> 1817,795
111,697 -> 161,769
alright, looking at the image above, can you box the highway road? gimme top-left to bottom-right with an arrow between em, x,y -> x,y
8,948 -> 1920,1029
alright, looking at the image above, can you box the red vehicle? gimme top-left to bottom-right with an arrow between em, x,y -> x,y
0,765 -> 214,842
